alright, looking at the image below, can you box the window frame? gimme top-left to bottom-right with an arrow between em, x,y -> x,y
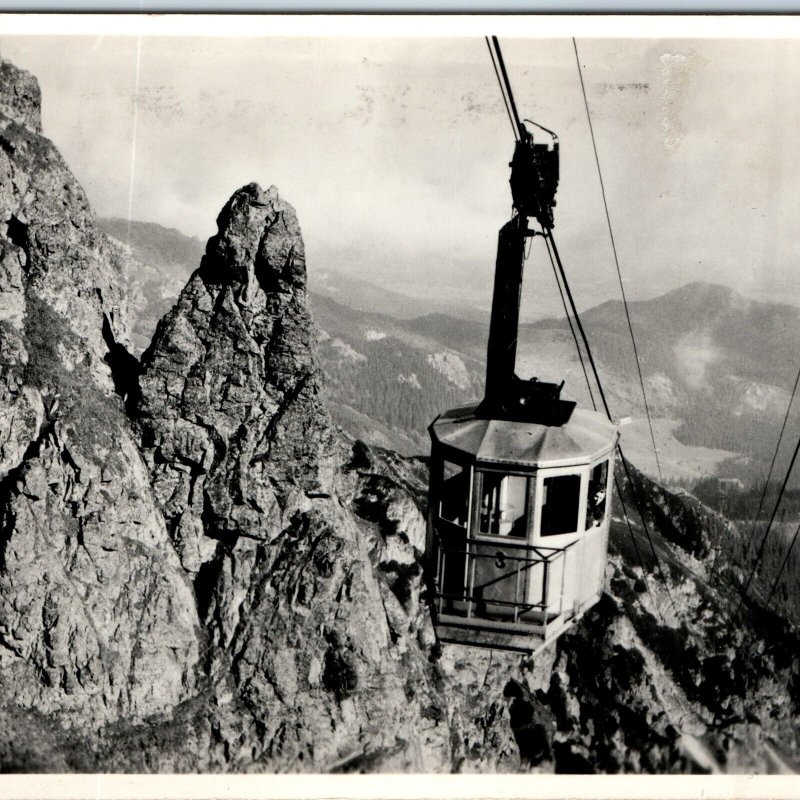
431,451 -> 474,602
531,464 -> 589,545
437,457 -> 472,530
585,458 -> 611,531
470,465 -> 536,544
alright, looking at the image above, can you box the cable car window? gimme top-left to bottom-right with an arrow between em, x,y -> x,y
479,473 -> 529,538
586,460 -> 609,529
541,473 -> 581,536
439,460 -> 469,527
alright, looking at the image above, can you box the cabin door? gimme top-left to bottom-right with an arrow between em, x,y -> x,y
468,471 -> 533,620
529,467 -> 586,618
469,542 -> 541,620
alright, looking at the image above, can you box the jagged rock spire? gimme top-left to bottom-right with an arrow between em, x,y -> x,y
133,185 -> 452,770
136,183 -> 336,572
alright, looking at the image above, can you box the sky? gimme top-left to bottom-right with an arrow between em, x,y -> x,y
3,28 -> 800,318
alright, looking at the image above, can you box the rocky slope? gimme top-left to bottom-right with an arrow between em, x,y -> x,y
132,181 -> 454,771
1,57 -> 799,774
0,59 -> 199,733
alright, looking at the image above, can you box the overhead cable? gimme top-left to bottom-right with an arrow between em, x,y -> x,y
546,228 -> 679,618
485,37 -> 518,143
736,430 -> 800,615
543,234 -> 597,412
543,235 -> 661,620
573,38 -> 665,487
744,364 -> 800,562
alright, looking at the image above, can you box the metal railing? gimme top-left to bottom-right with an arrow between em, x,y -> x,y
432,530 -> 576,639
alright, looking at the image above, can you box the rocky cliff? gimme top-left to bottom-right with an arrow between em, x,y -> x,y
1,57 -> 799,774
0,60 -> 199,740
132,181 -> 453,770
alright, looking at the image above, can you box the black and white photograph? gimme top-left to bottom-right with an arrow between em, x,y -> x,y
1,13 -> 800,783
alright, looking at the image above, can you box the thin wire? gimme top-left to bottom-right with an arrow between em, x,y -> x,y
614,475 -> 663,617
742,370 -> 800,614
544,243 -> 661,619
710,362 -> 800,586
546,228 -> 679,618
524,229 -> 534,261
486,36 -> 518,142
765,518 -> 800,609
744,364 -> 800,562
543,236 -> 662,617
545,230 -> 612,418
736,430 -> 800,615
573,38 -> 664,488
617,444 -> 681,618
491,35 -> 524,138
544,233 -> 597,412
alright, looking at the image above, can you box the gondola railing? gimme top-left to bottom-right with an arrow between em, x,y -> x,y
432,532 -> 577,640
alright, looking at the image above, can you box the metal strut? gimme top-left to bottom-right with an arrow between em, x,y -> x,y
480,38 -> 568,425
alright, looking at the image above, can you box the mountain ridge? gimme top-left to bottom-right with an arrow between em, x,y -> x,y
107,210 -> 800,486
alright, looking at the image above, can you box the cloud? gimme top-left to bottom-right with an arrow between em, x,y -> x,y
673,331 -> 720,390
3,35 -> 800,312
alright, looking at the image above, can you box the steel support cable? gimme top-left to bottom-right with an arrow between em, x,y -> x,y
709,362 -> 800,588
573,38 -> 665,488
546,228 -> 679,618
490,36 -> 525,139
544,237 -> 662,620
485,37 -> 519,143
613,472 -> 664,620
543,233 -> 597,412
544,235 -> 659,597
735,443 -> 800,725
744,363 -> 800,562
765,518 -> 800,609
615,444 -> 681,618
736,430 -> 800,615
545,230 -> 612,418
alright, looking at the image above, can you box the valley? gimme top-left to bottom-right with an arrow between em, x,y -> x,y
103,218 -> 800,494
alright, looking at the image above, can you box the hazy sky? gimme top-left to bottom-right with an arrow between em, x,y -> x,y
3,30 -> 800,317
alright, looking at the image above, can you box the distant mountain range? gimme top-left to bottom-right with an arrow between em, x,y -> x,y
523,283 -> 800,483
100,217 -> 205,355
100,217 -> 800,490
311,267 -> 489,323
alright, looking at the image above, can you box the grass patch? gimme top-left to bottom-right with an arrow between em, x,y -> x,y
23,294 -> 125,455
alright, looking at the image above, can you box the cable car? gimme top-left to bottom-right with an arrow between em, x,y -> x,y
425,39 -> 619,653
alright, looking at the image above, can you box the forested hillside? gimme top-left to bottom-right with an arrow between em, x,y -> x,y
102,219 -> 800,490
530,283 -> 800,479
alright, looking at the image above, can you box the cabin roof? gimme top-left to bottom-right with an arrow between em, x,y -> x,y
430,402 -> 618,468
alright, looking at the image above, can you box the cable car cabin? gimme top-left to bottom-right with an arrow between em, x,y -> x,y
426,38 -> 619,652
426,399 -> 618,653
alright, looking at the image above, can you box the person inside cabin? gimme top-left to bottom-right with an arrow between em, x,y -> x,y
586,460 -> 609,528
